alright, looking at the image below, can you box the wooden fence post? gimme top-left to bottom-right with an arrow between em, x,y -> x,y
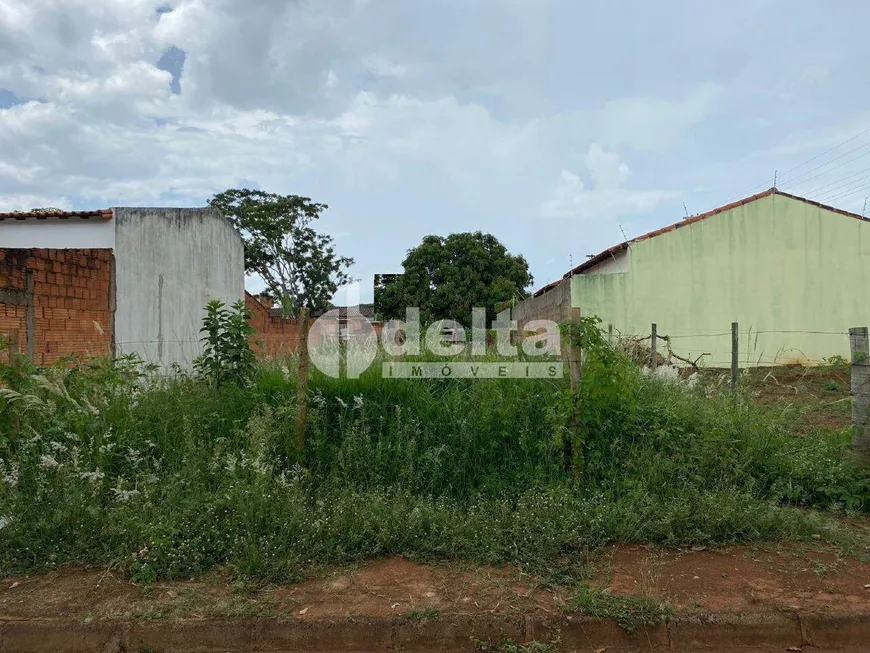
568,308 -> 583,481
849,327 -> 870,467
731,322 -> 739,395
650,323 -> 657,372
607,323 -> 613,346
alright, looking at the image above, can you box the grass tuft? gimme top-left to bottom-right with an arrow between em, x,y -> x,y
564,584 -> 672,634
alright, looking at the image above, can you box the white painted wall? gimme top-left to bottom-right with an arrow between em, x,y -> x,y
0,218 -> 115,249
113,207 -> 244,370
583,248 -> 630,275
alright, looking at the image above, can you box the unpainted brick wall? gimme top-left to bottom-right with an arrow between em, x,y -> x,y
0,248 -> 113,365
246,292 -> 301,357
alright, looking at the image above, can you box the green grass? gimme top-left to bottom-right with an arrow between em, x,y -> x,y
405,606 -> 440,622
0,349 -> 868,583
564,584 -> 672,633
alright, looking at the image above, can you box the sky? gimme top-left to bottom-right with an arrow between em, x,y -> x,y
2,0 -> 870,301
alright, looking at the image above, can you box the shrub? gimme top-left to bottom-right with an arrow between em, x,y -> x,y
194,300 -> 256,387
0,320 -> 868,582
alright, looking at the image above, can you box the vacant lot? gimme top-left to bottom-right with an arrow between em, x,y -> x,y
1,349 -> 870,650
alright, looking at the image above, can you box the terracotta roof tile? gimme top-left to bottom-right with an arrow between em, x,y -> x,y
0,209 -> 112,222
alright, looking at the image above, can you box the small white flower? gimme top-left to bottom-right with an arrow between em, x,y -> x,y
79,470 -> 105,483
353,395 -> 364,410
0,461 -> 19,487
39,455 -> 59,469
336,397 -> 348,409
111,487 -> 140,503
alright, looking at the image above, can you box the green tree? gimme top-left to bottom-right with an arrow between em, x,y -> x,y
377,232 -> 532,325
210,189 -> 353,455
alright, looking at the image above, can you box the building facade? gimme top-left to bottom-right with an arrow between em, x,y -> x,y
513,189 -> 870,366
0,207 -> 244,369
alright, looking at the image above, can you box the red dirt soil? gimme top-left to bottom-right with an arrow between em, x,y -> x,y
2,543 -> 870,623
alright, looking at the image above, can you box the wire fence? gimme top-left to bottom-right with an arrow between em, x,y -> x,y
605,321 -> 855,371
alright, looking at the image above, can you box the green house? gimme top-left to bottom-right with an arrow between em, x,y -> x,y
515,188 -> 870,367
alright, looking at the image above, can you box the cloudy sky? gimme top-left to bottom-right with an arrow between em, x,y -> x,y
2,0 -> 870,299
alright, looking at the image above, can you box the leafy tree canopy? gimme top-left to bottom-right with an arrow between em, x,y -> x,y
210,189 -> 353,317
376,231 -> 533,325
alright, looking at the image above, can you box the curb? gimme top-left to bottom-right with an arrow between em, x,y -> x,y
2,610 -> 869,652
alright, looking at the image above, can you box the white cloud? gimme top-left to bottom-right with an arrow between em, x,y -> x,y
585,143 -> 630,189
541,144 -> 675,220
362,55 -> 409,79
594,83 -> 723,151
0,193 -> 73,212
1,0 -> 869,297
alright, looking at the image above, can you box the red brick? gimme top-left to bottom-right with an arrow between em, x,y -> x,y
0,247 -> 112,364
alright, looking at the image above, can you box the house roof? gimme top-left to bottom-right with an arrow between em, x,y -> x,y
532,188 -> 867,297
0,209 -> 113,222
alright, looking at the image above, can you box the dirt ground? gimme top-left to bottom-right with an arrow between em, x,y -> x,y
2,542 -> 869,623
717,364 -> 852,433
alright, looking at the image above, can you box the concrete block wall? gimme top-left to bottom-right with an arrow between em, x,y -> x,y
511,279 -> 572,332
113,207 -> 245,370
0,248 -> 113,365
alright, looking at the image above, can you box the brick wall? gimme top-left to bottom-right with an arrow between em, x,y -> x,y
0,248 -> 113,365
246,294 -> 385,359
246,292 -> 301,358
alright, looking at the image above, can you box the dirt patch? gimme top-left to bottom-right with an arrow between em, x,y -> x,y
3,542 -> 870,624
715,364 -> 852,433
595,542 -> 870,614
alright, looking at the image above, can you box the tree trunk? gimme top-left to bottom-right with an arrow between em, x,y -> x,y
295,308 -> 310,459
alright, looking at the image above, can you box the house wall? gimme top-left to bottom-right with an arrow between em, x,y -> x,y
584,248 -> 630,275
0,218 -> 115,249
571,193 -> 867,366
113,207 -> 244,370
0,248 -> 113,365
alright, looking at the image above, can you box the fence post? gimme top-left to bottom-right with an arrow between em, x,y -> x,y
607,323 -> 613,346
731,322 -> 739,395
650,323 -> 657,372
568,308 -> 582,482
849,327 -> 870,467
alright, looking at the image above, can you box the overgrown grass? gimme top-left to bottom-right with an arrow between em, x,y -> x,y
564,584 -> 672,633
0,346 -> 868,583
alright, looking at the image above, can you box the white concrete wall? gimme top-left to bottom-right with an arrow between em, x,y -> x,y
0,218 -> 115,249
583,248 -> 629,275
113,207 -> 244,370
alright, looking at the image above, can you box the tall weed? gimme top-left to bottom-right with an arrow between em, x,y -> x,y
0,337 -> 867,581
